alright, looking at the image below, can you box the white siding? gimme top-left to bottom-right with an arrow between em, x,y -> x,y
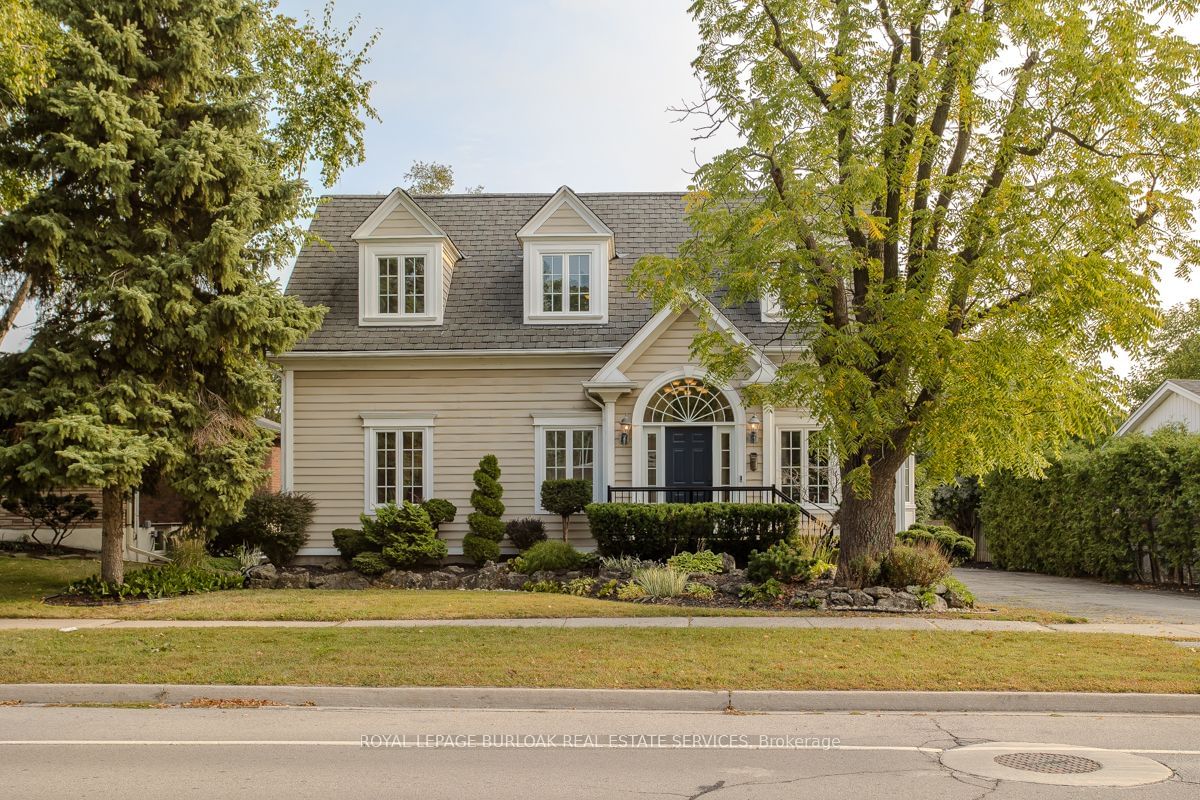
1130,392 -> 1200,434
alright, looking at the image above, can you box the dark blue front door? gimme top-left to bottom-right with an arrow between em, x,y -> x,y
665,426 -> 713,502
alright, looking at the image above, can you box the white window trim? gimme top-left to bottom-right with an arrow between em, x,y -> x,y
776,427 -> 840,509
523,239 -> 608,324
361,413 -> 435,513
760,289 -> 785,322
638,423 -> 740,489
359,240 -> 443,326
532,416 -> 602,512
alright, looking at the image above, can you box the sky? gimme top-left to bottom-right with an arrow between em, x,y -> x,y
4,1 -> 1199,369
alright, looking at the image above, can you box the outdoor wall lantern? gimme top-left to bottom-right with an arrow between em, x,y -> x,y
749,452 -> 759,472
747,413 -> 760,444
619,415 -> 631,446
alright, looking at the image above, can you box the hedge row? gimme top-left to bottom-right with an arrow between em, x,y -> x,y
981,428 -> 1200,587
584,502 -> 800,563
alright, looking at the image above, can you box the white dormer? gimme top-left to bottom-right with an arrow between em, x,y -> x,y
517,186 -> 613,325
353,188 -> 460,326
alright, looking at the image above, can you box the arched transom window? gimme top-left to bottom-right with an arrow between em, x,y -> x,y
644,378 -> 733,423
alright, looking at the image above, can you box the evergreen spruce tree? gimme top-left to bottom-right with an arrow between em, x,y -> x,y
463,454 -> 505,565
0,1 -> 374,582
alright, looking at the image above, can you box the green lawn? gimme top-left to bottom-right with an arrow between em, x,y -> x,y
0,554 -> 1076,623
0,628 -> 1193,692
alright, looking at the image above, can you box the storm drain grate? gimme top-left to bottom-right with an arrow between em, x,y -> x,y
993,752 -> 1104,775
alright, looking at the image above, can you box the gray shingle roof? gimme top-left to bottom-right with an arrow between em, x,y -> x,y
285,192 -> 786,352
1167,379 -> 1200,395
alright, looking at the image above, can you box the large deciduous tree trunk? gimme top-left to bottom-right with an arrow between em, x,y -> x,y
835,464 -> 898,588
100,487 -> 125,584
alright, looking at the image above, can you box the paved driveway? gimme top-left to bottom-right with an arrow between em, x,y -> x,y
954,567 -> 1200,623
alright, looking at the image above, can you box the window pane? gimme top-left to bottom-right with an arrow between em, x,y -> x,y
402,430 -> 424,504
568,254 -> 590,312
779,430 -> 804,502
378,257 -> 399,315
572,429 -> 594,482
542,255 -> 563,312
375,431 -> 397,505
720,431 -> 731,485
807,429 -> 832,505
544,429 -> 566,481
646,432 -> 657,486
403,256 -> 425,315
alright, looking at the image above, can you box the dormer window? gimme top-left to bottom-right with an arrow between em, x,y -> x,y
352,188 -> 460,327
760,289 -> 784,322
541,252 -> 591,313
518,186 -> 614,325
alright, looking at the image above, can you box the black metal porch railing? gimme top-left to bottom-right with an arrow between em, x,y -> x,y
606,484 -> 830,533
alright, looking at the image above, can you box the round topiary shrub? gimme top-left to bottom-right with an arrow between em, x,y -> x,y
540,479 -> 592,540
351,551 -> 390,576
506,517 -> 547,551
463,454 -> 506,564
421,498 -> 457,531
362,501 -> 447,568
511,540 -> 585,574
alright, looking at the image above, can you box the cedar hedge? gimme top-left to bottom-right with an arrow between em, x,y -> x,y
585,502 -> 799,563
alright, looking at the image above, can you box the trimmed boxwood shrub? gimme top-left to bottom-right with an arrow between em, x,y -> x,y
363,501 -> 447,568
332,528 -> 370,560
209,491 -> 315,567
421,498 -> 457,530
898,523 -> 975,563
540,479 -> 592,540
981,429 -> 1200,587
351,551 -> 390,576
506,517 -> 547,551
511,540 -> 585,574
585,502 -> 799,563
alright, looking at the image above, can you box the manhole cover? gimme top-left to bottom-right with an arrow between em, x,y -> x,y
994,752 -> 1103,775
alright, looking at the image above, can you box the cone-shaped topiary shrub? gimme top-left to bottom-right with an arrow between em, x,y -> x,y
463,454 -> 505,564
362,501 -> 447,568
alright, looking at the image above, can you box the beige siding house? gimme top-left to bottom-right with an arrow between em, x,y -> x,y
280,187 -> 917,558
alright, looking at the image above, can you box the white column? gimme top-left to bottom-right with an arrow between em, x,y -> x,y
762,405 -> 776,488
282,368 -> 295,491
602,399 -> 616,495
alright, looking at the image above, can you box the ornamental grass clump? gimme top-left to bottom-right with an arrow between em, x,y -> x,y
632,565 -> 689,598
878,541 -> 952,589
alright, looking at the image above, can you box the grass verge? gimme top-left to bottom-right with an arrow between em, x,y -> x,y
0,628 -> 1194,692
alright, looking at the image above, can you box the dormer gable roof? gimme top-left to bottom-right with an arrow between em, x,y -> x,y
517,185 -> 614,242
352,188 -> 462,259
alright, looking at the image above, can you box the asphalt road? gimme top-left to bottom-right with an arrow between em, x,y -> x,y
2,704 -> 1198,798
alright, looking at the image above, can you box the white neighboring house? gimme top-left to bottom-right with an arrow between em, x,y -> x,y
1116,379 -> 1200,436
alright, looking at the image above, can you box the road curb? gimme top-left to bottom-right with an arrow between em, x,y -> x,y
2,684 -> 1199,714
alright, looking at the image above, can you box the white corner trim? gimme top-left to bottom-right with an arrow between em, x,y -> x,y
282,369 -> 294,491
360,412 -> 437,428
517,186 -> 614,240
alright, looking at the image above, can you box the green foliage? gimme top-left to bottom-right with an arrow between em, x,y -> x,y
599,555 -> 659,574
231,544 -> 264,572
168,535 -> 209,570
463,454 -> 505,564
204,556 -> 242,573
632,566 -> 689,598
540,479 -> 593,540
666,550 -> 724,575
595,579 -> 620,598
684,582 -> 716,601
462,534 -> 500,566
585,502 -> 799,562
405,160 -> 455,194
332,528 -> 370,561
66,565 -> 244,601
631,0 -> 1200,570
939,576 -> 976,608
210,492 -> 315,567
0,491 -> 96,552
350,551 -> 389,577
898,524 -> 975,564
564,577 -> 596,597
739,578 -> 786,605
522,579 -> 563,594
981,430 -> 1200,586
1129,301 -> 1200,404
506,518 -> 547,551
931,477 -> 983,542
0,0 -> 378,581
913,462 -> 934,525
615,582 -> 647,601
510,540 -> 585,574
878,542 -> 952,589
420,499 -> 457,530
362,501 -> 446,569
746,540 -> 831,584
839,555 -> 881,590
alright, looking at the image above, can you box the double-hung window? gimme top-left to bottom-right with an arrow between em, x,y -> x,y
376,254 -> 425,315
533,417 -> 599,511
363,415 -> 434,511
360,243 -> 440,325
541,253 -> 591,313
779,429 -> 837,506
